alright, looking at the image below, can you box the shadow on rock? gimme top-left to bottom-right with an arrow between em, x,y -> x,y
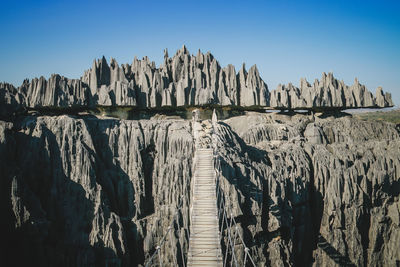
3,124 -> 101,266
317,235 -> 356,267
2,118 -> 146,266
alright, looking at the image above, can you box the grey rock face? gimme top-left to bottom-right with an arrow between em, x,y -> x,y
216,112 -> 400,266
81,46 -> 269,108
1,111 -> 399,266
0,82 -> 24,118
0,47 -> 398,266
1,115 -> 193,266
270,72 -> 393,108
21,75 -> 90,107
1,49 -> 394,114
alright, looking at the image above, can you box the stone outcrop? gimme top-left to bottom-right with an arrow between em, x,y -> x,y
0,47 -> 394,117
0,82 -> 23,118
1,115 -> 193,266
80,46 -> 269,108
217,112 -> 400,266
0,47 -> 398,266
1,111 -> 399,266
270,72 -> 394,109
0,46 -> 269,112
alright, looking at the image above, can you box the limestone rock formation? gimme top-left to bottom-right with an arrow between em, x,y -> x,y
270,72 -> 394,109
0,49 -> 394,115
1,110 -> 399,266
217,112 -> 400,266
81,46 -> 269,108
0,82 -> 23,118
0,47 -> 398,266
1,115 -> 193,266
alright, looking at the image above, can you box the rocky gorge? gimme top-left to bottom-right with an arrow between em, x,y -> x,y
0,47 -> 399,266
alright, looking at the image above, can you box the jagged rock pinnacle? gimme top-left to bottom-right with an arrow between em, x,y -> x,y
0,47 -> 394,113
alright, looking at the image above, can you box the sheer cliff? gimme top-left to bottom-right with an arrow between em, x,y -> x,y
1,111 -> 399,266
216,112 -> 400,266
1,115 -> 193,266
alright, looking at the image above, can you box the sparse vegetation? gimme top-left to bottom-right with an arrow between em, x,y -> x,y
354,109 -> 400,124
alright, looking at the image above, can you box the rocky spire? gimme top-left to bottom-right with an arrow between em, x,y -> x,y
269,72 -> 393,108
0,47 -> 394,111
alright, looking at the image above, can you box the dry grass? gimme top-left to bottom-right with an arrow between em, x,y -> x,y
354,109 -> 400,124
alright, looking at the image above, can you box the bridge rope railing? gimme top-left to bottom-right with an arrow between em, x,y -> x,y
144,190 -> 191,267
212,122 -> 257,267
145,116 -> 260,267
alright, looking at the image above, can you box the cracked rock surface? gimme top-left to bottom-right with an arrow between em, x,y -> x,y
213,112 -> 400,266
1,111 -> 399,266
1,115 -> 194,266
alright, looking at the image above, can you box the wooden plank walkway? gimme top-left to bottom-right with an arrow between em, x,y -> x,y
187,148 -> 223,267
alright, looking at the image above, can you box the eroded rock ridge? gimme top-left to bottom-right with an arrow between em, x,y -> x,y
0,46 -> 394,119
1,111 -> 399,266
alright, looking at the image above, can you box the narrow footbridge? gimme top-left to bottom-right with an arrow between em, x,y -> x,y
187,148 -> 223,266
144,116 -> 256,267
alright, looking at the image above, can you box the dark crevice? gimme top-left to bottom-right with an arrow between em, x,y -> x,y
360,207 -> 371,266
303,147 -> 324,262
140,144 -> 155,218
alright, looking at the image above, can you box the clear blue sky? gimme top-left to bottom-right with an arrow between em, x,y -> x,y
1,0 -> 399,106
